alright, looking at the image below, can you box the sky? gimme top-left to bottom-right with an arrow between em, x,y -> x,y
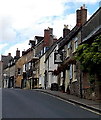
0,0 -> 100,60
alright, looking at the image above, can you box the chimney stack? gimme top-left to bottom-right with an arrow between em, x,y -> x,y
16,48 -> 20,58
22,50 -> 25,56
48,27 -> 53,35
44,27 -> 53,47
76,4 -> 87,27
63,25 -> 70,38
8,53 -> 11,56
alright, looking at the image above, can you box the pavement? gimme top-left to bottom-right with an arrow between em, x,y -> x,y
35,89 -> 101,114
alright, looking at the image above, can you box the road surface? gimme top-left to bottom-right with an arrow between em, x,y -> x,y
1,88 -> 101,119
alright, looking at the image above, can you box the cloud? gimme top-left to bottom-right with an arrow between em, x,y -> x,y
0,0 -> 68,43
0,16 -> 16,42
71,0 -> 100,4
4,40 -> 30,57
0,0 -> 67,29
0,0 -> 99,40
48,13 -> 76,38
0,0 -> 99,56
0,43 -> 8,60
0,43 -> 8,51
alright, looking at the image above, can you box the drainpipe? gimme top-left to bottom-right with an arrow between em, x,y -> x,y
80,71 -> 83,98
80,26 -> 83,98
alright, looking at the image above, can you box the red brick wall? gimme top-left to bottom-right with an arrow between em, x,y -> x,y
43,29 -> 50,47
43,28 -> 54,47
76,6 -> 87,26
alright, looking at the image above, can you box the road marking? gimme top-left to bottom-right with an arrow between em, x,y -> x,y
80,106 -> 101,116
41,91 -> 101,116
41,91 -> 76,106
55,96 -> 76,106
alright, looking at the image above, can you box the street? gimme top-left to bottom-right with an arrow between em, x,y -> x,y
1,88 -> 101,119
0,88 -> 2,119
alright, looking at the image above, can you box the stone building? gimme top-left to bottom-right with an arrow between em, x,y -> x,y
31,27 -> 57,89
15,47 -> 38,88
51,5 -> 101,100
80,7 -> 101,100
1,53 -> 13,70
2,49 -> 20,88
44,41 -> 59,89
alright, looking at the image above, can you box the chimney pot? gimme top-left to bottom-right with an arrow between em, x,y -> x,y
8,53 -> 11,56
16,48 -> 20,58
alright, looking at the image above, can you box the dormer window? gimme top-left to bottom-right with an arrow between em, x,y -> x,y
11,61 -> 12,65
35,39 -> 38,45
68,42 -> 71,49
8,63 -> 10,67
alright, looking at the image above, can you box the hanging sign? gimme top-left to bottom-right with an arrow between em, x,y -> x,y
54,52 -> 63,64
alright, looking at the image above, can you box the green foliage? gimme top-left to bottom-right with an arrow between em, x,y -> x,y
75,35 -> 101,76
89,74 -> 95,84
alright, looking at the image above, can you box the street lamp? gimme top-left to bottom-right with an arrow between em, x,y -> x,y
3,73 -> 7,88
33,70 -> 36,75
32,70 -> 36,89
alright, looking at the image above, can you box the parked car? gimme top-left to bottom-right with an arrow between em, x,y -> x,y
51,83 -> 58,91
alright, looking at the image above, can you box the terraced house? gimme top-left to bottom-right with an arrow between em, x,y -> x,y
2,5 -> 101,101
51,5 -> 101,100
15,47 -> 38,89
2,53 -> 15,88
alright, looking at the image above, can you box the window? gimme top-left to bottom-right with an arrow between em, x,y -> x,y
69,64 -> 72,79
18,68 -> 21,75
44,47 -> 49,53
29,62 -> 31,69
41,50 -> 43,55
44,47 -> 46,53
11,61 -> 13,65
68,42 -> 71,49
69,64 -> 77,82
26,64 -> 29,71
66,42 -> 71,57
35,39 -> 38,45
72,64 -> 77,82
61,72 -> 63,78
8,63 -> 10,67
23,64 -> 26,72
74,37 -> 78,52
